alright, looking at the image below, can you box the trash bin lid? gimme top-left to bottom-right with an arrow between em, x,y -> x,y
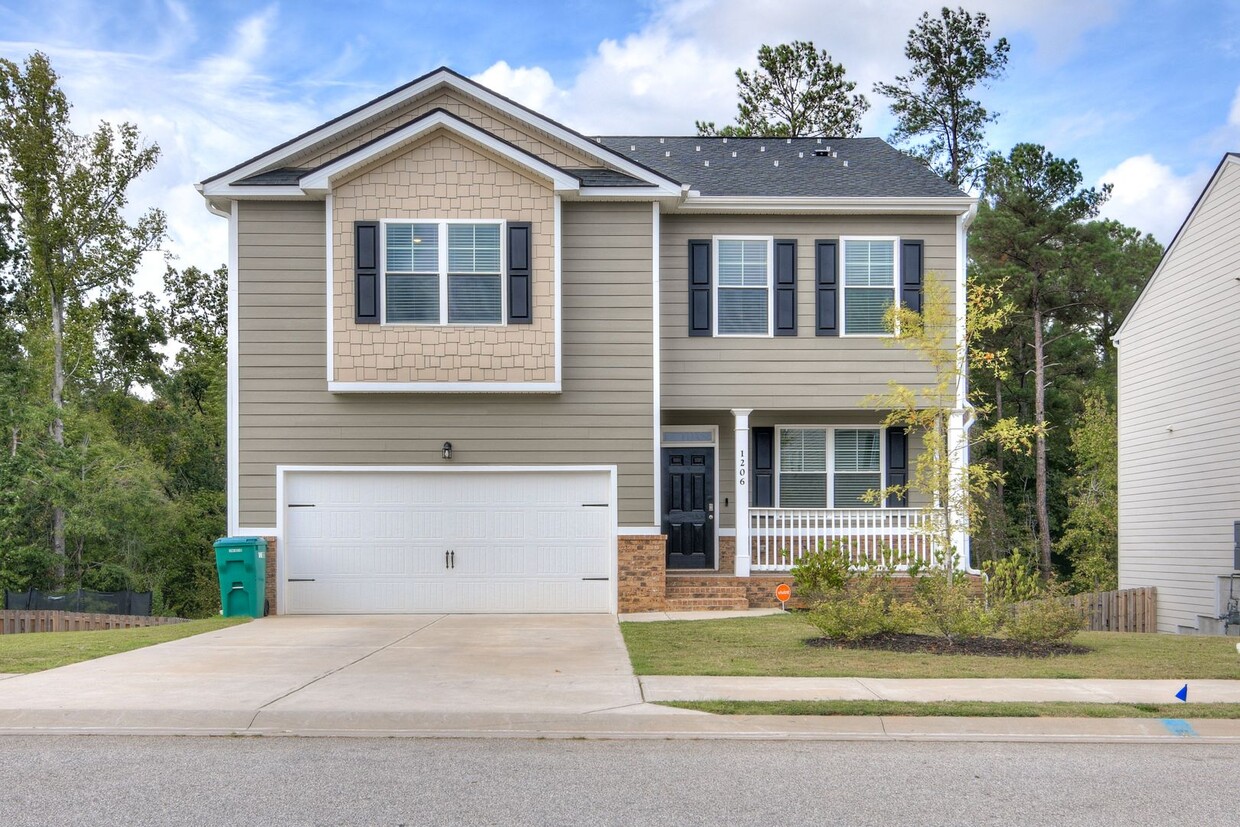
213,536 -> 268,551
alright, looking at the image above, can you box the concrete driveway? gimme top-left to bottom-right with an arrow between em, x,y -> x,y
0,615 -> 647,732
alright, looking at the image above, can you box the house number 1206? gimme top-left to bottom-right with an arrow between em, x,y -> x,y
738,448 -> 747,488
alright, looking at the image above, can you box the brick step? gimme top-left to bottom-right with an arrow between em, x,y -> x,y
663,597 -> 750,611
664,587 -> 749,600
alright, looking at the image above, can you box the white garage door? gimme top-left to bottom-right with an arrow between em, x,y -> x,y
282,469 -> 614,614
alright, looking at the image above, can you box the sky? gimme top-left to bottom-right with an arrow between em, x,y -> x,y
1,0 -> 1238,297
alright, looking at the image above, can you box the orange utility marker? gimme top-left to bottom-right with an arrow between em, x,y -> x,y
775,583 -> 791,610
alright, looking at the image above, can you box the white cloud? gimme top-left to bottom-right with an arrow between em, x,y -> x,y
471,61 -> 567,116
1096,154 -> 1204,243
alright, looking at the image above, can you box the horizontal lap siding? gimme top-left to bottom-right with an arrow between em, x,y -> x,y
660,214 -> 957,410
1118,160 -> 1240,632
236,200 -> 654,528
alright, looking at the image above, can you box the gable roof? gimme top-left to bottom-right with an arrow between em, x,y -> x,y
199,66 -> 682,197
1113,152 -> 1240,344
200,66 -> 973,213
597,136 -> 967,199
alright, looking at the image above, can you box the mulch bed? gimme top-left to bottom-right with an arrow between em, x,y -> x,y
807,632 -> 1092,658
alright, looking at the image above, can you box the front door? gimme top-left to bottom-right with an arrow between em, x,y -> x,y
662,447 -> 715,569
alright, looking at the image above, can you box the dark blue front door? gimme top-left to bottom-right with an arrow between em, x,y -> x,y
662,447 -> 714,569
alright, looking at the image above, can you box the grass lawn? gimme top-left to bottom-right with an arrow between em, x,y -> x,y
0,617 -> 249,674
621,614 -> 1240,680
661,700 -> 1240,718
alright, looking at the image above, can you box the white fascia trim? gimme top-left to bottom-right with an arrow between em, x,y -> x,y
328,381 -> 561,393
226,200 -> 240,536
300,111 -> 580,195
618,526 -> 663,535
575,187 -> 676,199
554,195 -> 563,389
200,184 -> 307,199
325,193 -> 334,385
651,201 -> 662,529
206,69 -> 680,194
674,195 -> 978,215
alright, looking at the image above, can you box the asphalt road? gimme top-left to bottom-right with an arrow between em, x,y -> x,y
1,736 -> 1237,826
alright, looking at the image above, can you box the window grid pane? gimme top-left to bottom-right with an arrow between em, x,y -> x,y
835,430 -> 881,472
780,429 -> 827,473
833,473 -> 881,508
386,223 -> 438,273
448,223 -> 502,274
845,287 -> 894,334
717,239 -> 768,287
779,473 -> 827,507
447,274 -> 502,324
386,274 -> 439,323
718,288 -> 768,335
844,240 -> 896,287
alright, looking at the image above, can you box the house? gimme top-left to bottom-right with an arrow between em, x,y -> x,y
196,67 -> 976,615
1116,153 -> 1240,634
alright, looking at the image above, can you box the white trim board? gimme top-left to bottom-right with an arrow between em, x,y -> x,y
226,200 -> 240,536
651,201 -> 662,529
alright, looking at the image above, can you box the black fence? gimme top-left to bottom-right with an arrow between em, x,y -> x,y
3,589 -> 153,616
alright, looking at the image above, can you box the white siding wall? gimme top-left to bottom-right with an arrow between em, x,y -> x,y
1118,157 -> 1240,632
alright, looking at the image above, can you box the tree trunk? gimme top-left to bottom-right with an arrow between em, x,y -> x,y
1032,305 -> 1053,581
50,290 -> 66,585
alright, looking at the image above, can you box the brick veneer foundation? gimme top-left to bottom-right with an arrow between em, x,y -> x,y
617,535 -> 667,612
262,536 -> 277,616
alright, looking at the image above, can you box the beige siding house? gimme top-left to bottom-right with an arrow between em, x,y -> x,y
1117,153 -> 1240,634
199,67 -> 976,615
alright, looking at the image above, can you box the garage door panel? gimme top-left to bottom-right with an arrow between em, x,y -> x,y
283,470 -> 614,614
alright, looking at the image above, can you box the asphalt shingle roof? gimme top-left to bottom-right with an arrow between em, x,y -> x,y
595,136 -> 968,198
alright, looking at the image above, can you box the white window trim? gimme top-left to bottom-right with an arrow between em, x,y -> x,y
840,236 -> 900,338
380,218 -> 507,327
774,425 -> 887,509
712,235 -> 774,338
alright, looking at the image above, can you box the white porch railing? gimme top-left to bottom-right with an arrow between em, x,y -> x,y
749,508 -> 938,571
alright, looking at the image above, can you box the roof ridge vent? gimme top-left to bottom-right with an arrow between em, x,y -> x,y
786,138 -> 791,144
813,149 -> 830,157
723,137 -> 728,143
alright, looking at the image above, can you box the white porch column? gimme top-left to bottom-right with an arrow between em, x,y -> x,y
732,408 -> 753,577
947,408 -> 971,572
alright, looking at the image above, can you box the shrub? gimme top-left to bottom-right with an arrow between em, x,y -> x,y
790,539 -> 852,603
1005,596 -> 1087,644
982,549 -> 1043,609
913,568 -> 997,643
806,569 -> 921,642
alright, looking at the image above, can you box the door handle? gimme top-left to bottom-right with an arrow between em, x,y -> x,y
445,550 -> 450,570
450,550 -> 455,569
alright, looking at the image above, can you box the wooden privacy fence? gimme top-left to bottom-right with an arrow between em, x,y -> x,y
1068,587 -> 1157,633
0,610 -> 188,635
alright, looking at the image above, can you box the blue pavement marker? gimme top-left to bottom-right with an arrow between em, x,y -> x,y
1160,719 -> 1199,737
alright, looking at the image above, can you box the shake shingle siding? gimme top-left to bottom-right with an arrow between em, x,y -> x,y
1118,158 -> 1240,632
235,200 -> 655,528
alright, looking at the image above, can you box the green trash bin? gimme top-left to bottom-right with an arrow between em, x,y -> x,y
213,537 -> 268,617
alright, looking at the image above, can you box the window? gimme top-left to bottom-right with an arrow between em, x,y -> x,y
715,237 -> 771,335
833,429 -> 882,507
777,427 -> 883,508
384,220 -> 503,324
842,238 -> 897,335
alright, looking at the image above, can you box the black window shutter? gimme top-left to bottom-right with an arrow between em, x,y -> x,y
688,240 -> 712,336
355,221 -> 380,324
507,222 -> 533,324
885,426 -> 908,507
774,239 -> 797,336
752,426 -> 774,507
815,240 -> 838,336
901,240 -> 924,314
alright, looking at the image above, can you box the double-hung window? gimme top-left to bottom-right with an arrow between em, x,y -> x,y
384,220 -> 503,325
777,427 -> 883,508
842,238 -> 897,335
715,237 -> 771,336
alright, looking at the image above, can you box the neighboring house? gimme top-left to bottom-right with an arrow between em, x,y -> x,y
1116,153 -> 1240,634
197,67 -> 976,615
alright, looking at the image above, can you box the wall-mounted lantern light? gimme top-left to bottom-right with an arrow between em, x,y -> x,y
442,441 -> 453,460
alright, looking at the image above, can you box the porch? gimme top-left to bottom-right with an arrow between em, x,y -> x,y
748,507 -> 936,571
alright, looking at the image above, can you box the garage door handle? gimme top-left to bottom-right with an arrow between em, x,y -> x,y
581,577 -> 609,581
288,578 -> 315,582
